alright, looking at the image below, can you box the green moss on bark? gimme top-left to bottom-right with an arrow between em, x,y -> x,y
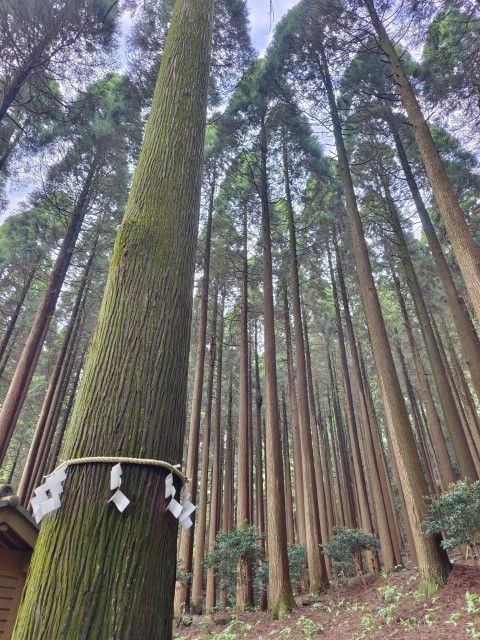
13,1 -> 215,638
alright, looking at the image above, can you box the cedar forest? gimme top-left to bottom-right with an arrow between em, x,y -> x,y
1,0 -> 480,638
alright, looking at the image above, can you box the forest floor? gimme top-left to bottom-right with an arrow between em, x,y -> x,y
173,561 -> 480,639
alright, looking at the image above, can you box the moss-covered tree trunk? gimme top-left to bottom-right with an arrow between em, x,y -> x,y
13,1 -> 215,638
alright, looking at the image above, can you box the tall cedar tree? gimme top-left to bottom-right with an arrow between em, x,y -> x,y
13,1 -> 214,638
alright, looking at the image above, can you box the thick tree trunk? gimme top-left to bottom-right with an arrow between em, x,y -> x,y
259,117 -> 296,619
13,2 -> 214,637
319,42 -> 450,590
0,159 -> 98,464
364,0 -> 480,322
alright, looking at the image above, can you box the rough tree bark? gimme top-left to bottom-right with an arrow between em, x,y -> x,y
13,1 -> 215,637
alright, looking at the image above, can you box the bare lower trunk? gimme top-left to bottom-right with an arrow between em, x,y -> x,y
192,289 -> 218,614
0,160 -> 98,463
389,113 -> 480,403
175,167 -> 215,614
319,41 -> 450,590
206,290 -> 225,614
260,117 -> 296,619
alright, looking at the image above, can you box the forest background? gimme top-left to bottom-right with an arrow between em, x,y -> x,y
1,0 -> 480,635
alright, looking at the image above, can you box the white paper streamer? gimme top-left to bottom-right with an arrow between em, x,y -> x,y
32,464 -> 68,524
165,474 -> 196,528
108,463 -> 130,512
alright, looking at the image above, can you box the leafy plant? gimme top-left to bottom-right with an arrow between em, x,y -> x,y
203,524 -> 265,596
321,527 -> 380,577
422,480 -> 480,559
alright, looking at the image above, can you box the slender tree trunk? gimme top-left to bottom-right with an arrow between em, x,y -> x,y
283,138 -> 328,592
223,377 -> 234,534
18,246 -> 95,506
0,159 -> 98,463
255,322 -> 266,542
381,175 -> 477,481
327,350 -> 356,529
316,402 -> 335,539
304,316 -> 332,576
206,289 -> 225,614
364,0 -> 480,322
259,116 -> 296,619
255,325 -> 268,612
191,288 -> 218,614
220,377 -> 234,611
13,2 -> 215,637
0,266 -> 36,366
319,42 -> 450,590
334,236 -> 399,571
328,244 -> 379,574
431,317 -> 480,471
175,163 -> 215,614
389,113 -> 480,403
48,352 -> 84,473
283,289 -> 306,545
236,203 -> 253,610
442,323 -> 480,458
281,392 -> 295,545
395,341 -> 438,495
6,436 -> 24,485
389,267 -> 456,488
